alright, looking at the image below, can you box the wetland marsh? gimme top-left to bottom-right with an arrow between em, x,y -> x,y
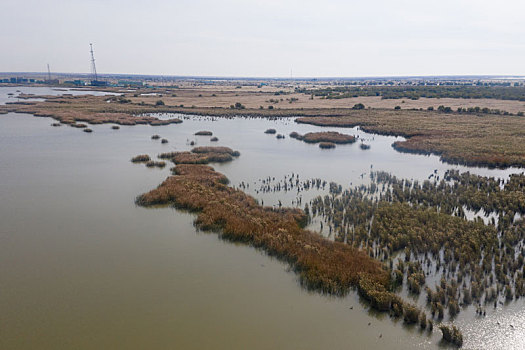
1,86 -> 525,349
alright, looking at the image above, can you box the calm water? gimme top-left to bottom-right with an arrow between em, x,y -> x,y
1,89 -> 524,349
0,86 -> 116,105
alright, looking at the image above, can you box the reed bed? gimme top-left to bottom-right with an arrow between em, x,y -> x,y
158,152 -> 178,159
195,130 -> 213,136
83,128 -> 93,133
265,128 -> 277,134
111,125 -> 120,130
4,93 -> 523,168
0,94 -> 184,126
295,110 -> 525,168
71,123 -> 87,128
131,154 -> 151,163
171,152 -> 233,164
145,161 -> 166,168
51,123 -> 61,127
439,324 -> 463,347
191,146 -> 240,156
290,131 -> 356,144
319,142 -> 336,149
135,164 -> 389,295
159,146 -> 240,164
289,131 -> 301,139
310,169 -> 525,327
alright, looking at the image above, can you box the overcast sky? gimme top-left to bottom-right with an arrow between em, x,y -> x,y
1,0 -> 524,77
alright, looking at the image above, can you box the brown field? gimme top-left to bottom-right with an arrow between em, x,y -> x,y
121,87 -> 525,114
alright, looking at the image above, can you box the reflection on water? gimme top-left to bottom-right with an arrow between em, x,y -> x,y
1,93 -> 524,349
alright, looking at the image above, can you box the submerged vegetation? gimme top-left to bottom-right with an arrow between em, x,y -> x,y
309,169 -> 525,327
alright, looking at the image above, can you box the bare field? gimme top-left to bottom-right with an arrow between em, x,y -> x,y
127,88 -> 525,113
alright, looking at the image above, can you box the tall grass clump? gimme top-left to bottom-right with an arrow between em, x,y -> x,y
319,142 -> 336,149
195,131 -> 213,136
439,324 -> 463,347
289,131 -> 355,144
145,161 -> 166,168
131,154 -> 151,163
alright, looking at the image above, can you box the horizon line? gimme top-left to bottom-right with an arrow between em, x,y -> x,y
1,72 -> 525,81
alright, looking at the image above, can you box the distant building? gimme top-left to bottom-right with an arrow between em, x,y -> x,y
9,77 -> 30,83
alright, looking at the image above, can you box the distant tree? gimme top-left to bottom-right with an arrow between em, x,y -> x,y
352,103 -> 365,110
155,100 -> 165,106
